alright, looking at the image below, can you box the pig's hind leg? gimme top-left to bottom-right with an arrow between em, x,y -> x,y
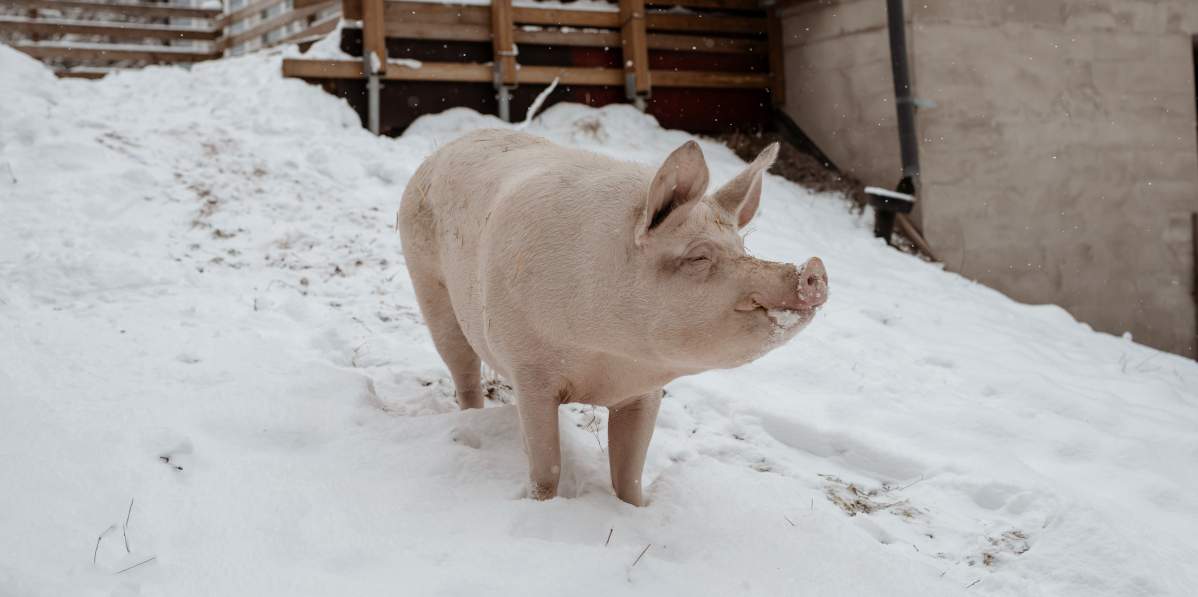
408,268 -> 485,410
607,390 -> 663,507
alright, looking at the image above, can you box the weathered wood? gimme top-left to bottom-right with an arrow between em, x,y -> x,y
385,1 -> 489,26
216,0 -> 287,29
774,0 -> 821,9
284,58 -> 769,89
383,21 -> 491,42
766,9 -> 784,105
511,6 -> 619,29
646,13 -> 767,35
646,0 -> 764,9
491,0 -> 516,86
361,0 -> 387,73
217,2 -> 339,51
0,0 -> 220,19
647,32 -> 766,54
0,15 -> 219,41
272,12 -> 340,47
14,41 -> 213,62
895,213 -> 938,262
619,0 -> 649,96
516,27 -> 620,48
55,70 -> 109,79
650,69 -> 769,88
342,0 -> 362,20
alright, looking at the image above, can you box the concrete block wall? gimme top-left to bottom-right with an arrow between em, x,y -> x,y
781,0 -> 1198,357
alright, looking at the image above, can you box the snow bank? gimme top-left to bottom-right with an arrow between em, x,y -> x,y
2,43 -> 1197,597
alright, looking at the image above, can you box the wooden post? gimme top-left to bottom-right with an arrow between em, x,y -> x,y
361,0 -> 386,134
767,8 -> 785,106
619,0 -> 650,107
491,0 -> 517,86
28,8 -> 39,43
361,0 -> 387,75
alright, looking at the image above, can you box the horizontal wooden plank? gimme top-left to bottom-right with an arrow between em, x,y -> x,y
55,69 -> 110,79
0,15 -> 219,40
14,41 -> 214,62
283,58 -> 770,88
216,0 -> 287,29
646,0 -> 765,10
510,6 -> 618,28
645,12 -> 766,34
0,0 -> 220,19
218,1 -> 338,50
374,3 -> 764,36
382,20 -> 490,42
515,26 -> 619,48
647,32 -> 766,53
271,11 -> 339,47
651,68 -> 769,88
385,1 -> 489,26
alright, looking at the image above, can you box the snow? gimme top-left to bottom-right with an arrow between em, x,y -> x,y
3,43 -> 1198,597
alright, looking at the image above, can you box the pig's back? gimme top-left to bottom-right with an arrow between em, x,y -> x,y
400,129 -> 652,370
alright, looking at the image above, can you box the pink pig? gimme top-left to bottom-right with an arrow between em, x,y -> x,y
399,129 -> 828,506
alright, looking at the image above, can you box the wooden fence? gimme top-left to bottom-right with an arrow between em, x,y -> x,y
0,0 -> 340,77
282,0 -> 811,134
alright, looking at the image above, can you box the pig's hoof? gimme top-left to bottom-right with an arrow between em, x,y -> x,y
528,481 -> 558,501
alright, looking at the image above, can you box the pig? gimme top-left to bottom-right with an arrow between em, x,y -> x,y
399,129 -> 828,506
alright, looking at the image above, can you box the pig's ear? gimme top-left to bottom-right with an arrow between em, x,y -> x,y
640,140 -> 710,242
713,142 -> 778,228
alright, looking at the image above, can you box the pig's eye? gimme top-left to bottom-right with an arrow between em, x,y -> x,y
686,255 -> 710,263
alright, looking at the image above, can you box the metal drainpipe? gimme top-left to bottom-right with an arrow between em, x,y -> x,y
886,0 -> 919,191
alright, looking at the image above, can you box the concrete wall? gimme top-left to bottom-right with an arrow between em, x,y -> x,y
781,0 -> 1198,357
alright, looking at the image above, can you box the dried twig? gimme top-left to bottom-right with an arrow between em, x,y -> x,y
93,536 -> 102,563
123,498 -> 134,553
965,580 -> 980,589
784,516 -> 794,527
898,475 -> 924,491
605,528 -> 613,547
632,544 -> 651,567
115,557 -> 156,575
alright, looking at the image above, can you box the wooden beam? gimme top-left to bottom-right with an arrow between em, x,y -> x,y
647,32 -> 767,54
619,0 -> 649,96
217,2 -> 339,51
767,9 -> 784,105
516,27 -> 619,48
342,0 -> 361,20
383,21 -> 490,42
270,12 -> 340,48
283,58 -> 769,89
361,0 -> 387,73
0,16 -> 219,41
385,1 -> 489,26
646,13 -> 767,35
0,0 -> 220,19
55,70 -> 109,79
511,6 -> 619,28
13,41 -> 213,62
216,0 -> 287,29
650,69 -> 770,88
646,0 -> 764,10
491,0 -> 516,86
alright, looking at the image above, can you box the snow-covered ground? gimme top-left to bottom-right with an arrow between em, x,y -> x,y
2,43 -> 1198,597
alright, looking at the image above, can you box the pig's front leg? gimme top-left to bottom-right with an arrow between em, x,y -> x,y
607,390 -> 663,507
515,383 -> 562,500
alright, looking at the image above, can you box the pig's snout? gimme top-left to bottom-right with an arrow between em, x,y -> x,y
795,257 -> 828,310
743,257 -> 829,313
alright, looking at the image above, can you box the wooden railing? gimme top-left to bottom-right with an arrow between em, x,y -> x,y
281,0 -> 795,132
0,0 -> 340,77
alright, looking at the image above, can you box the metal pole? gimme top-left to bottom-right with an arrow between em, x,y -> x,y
367,74 -> 380,135
885,0 -> 919,188
497,86 -> 511,122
